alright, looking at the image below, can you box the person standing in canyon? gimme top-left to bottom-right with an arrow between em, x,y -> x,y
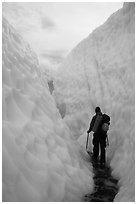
87,107 -> 110,167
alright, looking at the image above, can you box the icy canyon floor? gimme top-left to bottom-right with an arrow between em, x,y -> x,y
84,152 -> 119,202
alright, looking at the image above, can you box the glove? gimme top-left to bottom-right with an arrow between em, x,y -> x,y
87,130 -> 90,134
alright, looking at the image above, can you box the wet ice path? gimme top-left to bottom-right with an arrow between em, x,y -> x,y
84,153 -> 119,202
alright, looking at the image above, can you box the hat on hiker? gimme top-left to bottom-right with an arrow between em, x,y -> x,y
95,106 -> 101,113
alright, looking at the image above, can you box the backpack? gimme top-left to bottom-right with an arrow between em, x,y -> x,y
102,123 -> 109,131
101,114 -> 110,132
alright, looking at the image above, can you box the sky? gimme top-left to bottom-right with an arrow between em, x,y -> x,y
2,2 -> 123,69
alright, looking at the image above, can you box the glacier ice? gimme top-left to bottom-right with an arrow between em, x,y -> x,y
2,17 -> 94,202
2,2 -> 135,202
54,2 -> 135,202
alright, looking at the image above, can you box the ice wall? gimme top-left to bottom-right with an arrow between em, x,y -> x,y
54,3 -> 135,201
2,17 -> 94,202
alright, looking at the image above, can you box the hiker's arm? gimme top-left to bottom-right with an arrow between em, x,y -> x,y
87,116 -> 95,133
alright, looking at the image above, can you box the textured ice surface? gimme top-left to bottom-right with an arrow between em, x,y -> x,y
2,17 -> 94,202
54,3 -> 135,201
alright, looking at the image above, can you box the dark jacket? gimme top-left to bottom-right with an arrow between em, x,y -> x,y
88,112 -> 110,134
87,112 -> 103,134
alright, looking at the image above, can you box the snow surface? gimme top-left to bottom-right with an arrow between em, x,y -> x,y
54,3 -> 135,202
2,17 -> 94,202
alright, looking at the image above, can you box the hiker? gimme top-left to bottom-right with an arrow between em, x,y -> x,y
87,107 -> 110,167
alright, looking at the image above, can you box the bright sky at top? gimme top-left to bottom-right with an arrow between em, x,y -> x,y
2,2 -> 123,69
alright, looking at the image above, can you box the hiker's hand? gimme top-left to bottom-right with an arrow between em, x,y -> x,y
87,130 -> 89,134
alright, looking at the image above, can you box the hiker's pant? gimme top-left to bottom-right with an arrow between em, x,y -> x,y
100,142 -> 106,163
93,133 -> 106,163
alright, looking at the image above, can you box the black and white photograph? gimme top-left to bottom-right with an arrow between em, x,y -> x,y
2,1 -> 135,202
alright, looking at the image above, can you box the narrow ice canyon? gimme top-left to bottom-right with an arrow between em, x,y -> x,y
2,2 -> 135,202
